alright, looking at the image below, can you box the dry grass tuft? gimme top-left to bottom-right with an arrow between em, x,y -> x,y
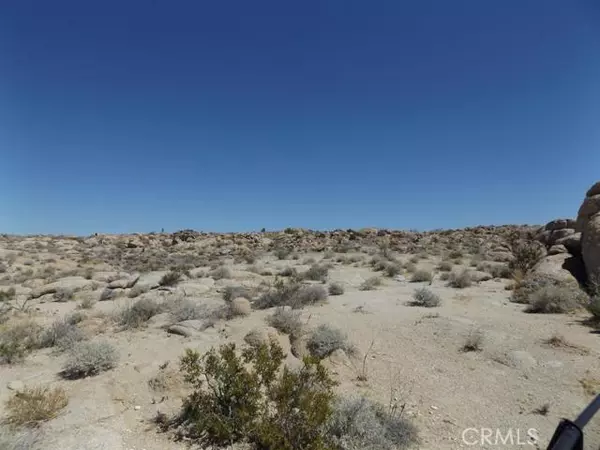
5,385 -> 68,426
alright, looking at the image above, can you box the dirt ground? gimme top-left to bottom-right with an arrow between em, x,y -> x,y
1,231 -> 599,450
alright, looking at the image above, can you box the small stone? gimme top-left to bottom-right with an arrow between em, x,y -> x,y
134,405 -> 141,411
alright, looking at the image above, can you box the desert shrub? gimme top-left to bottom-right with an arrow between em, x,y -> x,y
448,250 -> 463,259
159,270 -> 182,287
461,329 -> 484,352
384,263 -> 402,278
503,235 -> 545,276
223,285 -> 252,303
0,287 -> 16,302
369,256 -> 387,272
327,396 -> 418,450
62,341 -> 118,379
5,385 -> 68,426
437,261 -> 453,272
307,324 -> 355,359
302,264 -> 329,282
117,298 -> 164,328
274,248 -> 291,260
359,277 -> 382,291
439,272 -> 450,281
167,297 -> 209,322
53,287 -> 74,302
410,270 -> 432,283
409,288 -> 441,307
267,307 -> 303,338
209,266 -> 232,280
255,280 -> 327,309
40,318 -> 86,351
328,282 -> 345,296
404,262 -> 417,273
323,250 -> 336,259
279,266 -> 298,277
408,255 -> 420,264
448,270 -> 472,288
511,274 -> 563,304
0,320 -> 43,364
488,263 -> 512,279
525,286 -> 585,314
177,341 -> 336,450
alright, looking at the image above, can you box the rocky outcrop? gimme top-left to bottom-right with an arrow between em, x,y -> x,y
536,219 -> 579,256
576,181 -> 600,281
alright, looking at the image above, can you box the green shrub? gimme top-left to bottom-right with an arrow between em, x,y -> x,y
409,288 -> 441,307
448,270 -> 472,288
62,341 -> 118,379
410,270 -> 432,283
307,324 -> 355,359
159,270 -> 182,286
328,283 -> 345,296
328,396 -> 418,450
267,307 -> 303,339
177,341 -> 337,450
525,286 -> 586,314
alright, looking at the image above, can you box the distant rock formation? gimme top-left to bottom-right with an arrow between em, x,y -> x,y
577,181 -> 600,282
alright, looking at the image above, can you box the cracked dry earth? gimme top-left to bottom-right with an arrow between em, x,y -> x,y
0,233 -> 599,450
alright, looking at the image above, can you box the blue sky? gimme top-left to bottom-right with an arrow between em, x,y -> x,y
2,1 -> 599,234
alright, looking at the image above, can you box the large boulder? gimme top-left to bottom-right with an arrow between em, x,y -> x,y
576,181 -> 600,281
534,253 -> 586,287
536,219 -> 579,256
30,277 -> 96,299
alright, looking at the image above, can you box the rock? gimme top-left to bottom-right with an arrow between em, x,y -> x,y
326,349 -> 351,366
30,277 -> 96,299
146,312 -> 173,329
576,182 -> 600,280
108,275 -> 139,289
556,233 -> 582,256
470,271 -> 493,282
136,271 -> 168,290
167,319 -> 211,337
92,271 -> 125,282
548,245 -> 568,255
7,380 -> 25,392
174,281 -> 211,297
244,327 -> 279,348
231,297 -> 251,316
535,254 -> 585,286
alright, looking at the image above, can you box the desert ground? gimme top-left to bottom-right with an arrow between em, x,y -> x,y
0,225 -> 599,450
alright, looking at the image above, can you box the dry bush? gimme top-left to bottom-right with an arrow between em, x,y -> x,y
307,324 -> 355,359
409,288 -> 441,307
167,297 -> 209,322
159,270 -> 182,287
328,396 -> 418,450
404,262 -> 417,273
209,266 -> 232,280
301,264 -> 329,282
461,329 -> 484,352
77,296 -> 96,310
255,280 -> 327,309
53,287 -> 74,302
410,270 -> 432,283
525,286 -> 586,314
328,282 -> 345,296
116,298 -> 165,329
40,318 -> 86,351
5,385 -> 68,426
0,320 -> 43,364
267,307 -> 303,338
279,267 -> 298,277
99,288 -> 117,301
223,285 -> 252,303
437,261 -> 453,272
62,341 -> 118,379
359,277 -> 382,291
448,270 -> 473,288
502,233 -> 545,276
384,262 -> 402,278
274,248 -> 291,260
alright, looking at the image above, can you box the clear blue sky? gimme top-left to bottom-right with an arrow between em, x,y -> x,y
2,1 -> 599,234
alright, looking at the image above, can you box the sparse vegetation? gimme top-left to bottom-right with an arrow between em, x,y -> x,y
502,233 -> 545,276
62,341 -> 118,379
77,296 -> 96,310
223,285 -> 252,302
409,287 -> 441,307
359,276 -> 382,291
0,320 -> 43,364
209,266 -> 232,280
5,385 -> 68,426
328,396 -> 418,450
307,324 -> 355,359
437,261 -> 453,272
53,287 -> 74,302
525,286 -> 585,314
167,297 -> 209,322
384,262 -> 402,278
159,270 -> 182,286
267,307 -> 303,338
448,270 -> 473,288
461,329 -> 484,352
328,282 -> 345,296
117,298 -> 164,328
410,270 -> 433,283
302,264 -> 329,282
40,318 -> 86,351
255,279 -> 327,309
